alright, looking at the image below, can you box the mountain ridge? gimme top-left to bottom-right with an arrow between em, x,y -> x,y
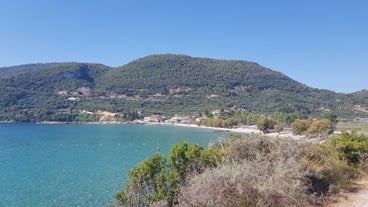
0,54 -> 367,122
2,55 -> 363,94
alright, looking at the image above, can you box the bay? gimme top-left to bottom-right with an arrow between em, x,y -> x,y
0,123 -> 231,207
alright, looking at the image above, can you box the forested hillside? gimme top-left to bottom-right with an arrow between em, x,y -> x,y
0,54 -> 367,122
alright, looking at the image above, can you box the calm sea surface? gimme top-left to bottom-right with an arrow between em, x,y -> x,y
0,123 -> 231,207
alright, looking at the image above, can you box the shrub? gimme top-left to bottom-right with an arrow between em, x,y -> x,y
301,131 -> 368,196
114,133 -> 367,207
291,119 -> 313,135
114,141 -> 221,207
256,117 -> 277,133
200,147 -> 222,168
301,143 -> 352,195
328,131 -> 368,166
306,119 -> 333,136
274,123 -> 284,133
120,152 -> 167,206
178,137 -> 312,207
291,119 -> 333,136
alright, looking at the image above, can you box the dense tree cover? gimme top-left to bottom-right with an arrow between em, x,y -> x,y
199,117 -> 239,128
112,132 -> 368,207
0,54 -> 367,122
0,63 -> 111,122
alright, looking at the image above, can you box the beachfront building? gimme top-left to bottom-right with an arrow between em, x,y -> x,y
165,116 -> 195,125
143,115 -> 164,123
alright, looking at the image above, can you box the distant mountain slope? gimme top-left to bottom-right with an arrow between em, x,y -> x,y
0,63 -> 110,93
0,63 -> 80,78
0,63 -> 111,121
96,54 -> 350,114
0,54 -> 366,122
99,54 -> 308,94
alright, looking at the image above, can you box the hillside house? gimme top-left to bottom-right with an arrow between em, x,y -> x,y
212,109 -> 222,118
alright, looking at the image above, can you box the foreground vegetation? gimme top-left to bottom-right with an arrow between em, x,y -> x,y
111,131 -> 368,207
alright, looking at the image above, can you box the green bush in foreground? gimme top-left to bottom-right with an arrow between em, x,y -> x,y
327,131 -> 368,167
114,142 -> 220,207
301,131 -> 368,195
301,143 -> 352,195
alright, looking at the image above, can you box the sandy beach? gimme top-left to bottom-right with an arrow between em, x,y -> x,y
35,120 -> 304,140
164,123 -> 301,137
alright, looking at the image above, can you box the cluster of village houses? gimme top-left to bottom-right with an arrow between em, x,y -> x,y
143,114 -> 206,125
77,109 -> 223,124
142,109 -> 223,125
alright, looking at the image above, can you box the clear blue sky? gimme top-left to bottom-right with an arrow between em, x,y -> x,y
0,0 -> 367,93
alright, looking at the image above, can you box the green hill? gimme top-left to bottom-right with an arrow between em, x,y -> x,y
0,54 -> 367,122
0,63 -> 111,121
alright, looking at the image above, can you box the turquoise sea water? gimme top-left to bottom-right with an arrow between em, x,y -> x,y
0,123 -> 231,207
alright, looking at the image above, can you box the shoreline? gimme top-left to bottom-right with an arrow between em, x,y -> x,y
30,120 -> 261,134
7,120 -> 302,139
164,124 -> 305,140
166,123 -> 262,134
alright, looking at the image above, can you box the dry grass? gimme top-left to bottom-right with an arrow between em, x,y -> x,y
178,137 -> 313,207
